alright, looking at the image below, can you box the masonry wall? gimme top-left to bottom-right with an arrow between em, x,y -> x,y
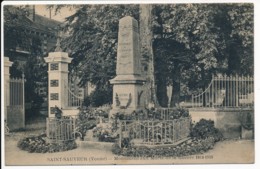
189,108 -> 254,139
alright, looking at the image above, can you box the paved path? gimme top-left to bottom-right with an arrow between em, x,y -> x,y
4,131 -> 254,165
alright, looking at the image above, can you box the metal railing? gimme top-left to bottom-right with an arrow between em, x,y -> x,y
129,108 -> 188,121
64,80 -> 83,108
7,75 -> 25,131
118,117 -> 191,147
10,75 -> 24,106
46,117 -> 76,142
192,74 -> 254,108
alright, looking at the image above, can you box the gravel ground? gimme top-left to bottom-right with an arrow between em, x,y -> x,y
5,136 -> 254,165
4,117 -> 255,165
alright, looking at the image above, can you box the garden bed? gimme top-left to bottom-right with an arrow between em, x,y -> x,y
112,137 -> 216,157
17,134 -> 77,153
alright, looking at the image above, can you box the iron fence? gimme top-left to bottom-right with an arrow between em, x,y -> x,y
10,76 -> 24,106
192,74 -> 253,108
118,117 -> 191,147
64,80 -> 83,108
46,117 -> 76,142
7,75 -> 25,131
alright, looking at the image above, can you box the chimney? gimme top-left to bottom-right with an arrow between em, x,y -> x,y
25,5 -> 35,21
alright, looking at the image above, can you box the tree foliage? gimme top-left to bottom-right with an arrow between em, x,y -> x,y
54,4 -> 253,107
151,4 -> 253,106
60,5 -> 139,87
56,5 -> 139,105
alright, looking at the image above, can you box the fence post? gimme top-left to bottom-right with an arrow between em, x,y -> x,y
119,121 -> 122,148
211,75 -> 214,108
236,74 -> 239,107
173,120 -> 175,141
46,118 -> 49,138
22,73 -> 25,128
191,95 -> 194,108
4,57 -> 13,124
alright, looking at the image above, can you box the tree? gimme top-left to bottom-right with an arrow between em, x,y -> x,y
56,5 -> 139,106
4,6 -> 48,117
53,4 -> 253,107
139,4 -> 160,107
151,4 -> 253,107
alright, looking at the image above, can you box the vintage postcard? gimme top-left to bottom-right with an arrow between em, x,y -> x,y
1,0 -> 257,167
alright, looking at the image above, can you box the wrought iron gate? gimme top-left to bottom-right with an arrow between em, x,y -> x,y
7,75 -> 25,131
192,74 -> 253,108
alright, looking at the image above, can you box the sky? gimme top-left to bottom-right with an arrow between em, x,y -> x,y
35,5 -> 75,22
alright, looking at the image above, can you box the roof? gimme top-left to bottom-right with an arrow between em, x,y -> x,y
5,6 -> 62,34
17,15 -> 62,35
24,14 -> 62,34
34,14 -> 61,30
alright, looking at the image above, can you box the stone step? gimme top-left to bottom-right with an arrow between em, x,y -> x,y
84,130 -> 96,141
76,141 -> 114,151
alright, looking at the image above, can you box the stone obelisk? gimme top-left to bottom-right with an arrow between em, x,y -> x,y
110,16 -> 146,115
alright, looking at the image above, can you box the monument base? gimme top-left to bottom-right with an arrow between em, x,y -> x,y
109,72 -> 147,117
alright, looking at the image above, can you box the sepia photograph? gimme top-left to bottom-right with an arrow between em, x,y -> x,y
1,0 -> 257,167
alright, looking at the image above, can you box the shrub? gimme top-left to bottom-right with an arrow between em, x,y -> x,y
77,119 -> 96,138
88,87 -> 112,107
190,119 -> 223,142
112,143 -> 121,155
112,108 -> 190,121
98,133 -> 116,142
76,108 -> 97,137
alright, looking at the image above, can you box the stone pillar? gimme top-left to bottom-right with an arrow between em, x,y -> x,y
4,57 -> 13,121
110,16 -> 146,115
44,52 -> 72,118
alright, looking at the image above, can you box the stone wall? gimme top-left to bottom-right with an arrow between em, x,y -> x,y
189,108 -> 254,139
62,108 -> 80,117
7,106 -> 25,131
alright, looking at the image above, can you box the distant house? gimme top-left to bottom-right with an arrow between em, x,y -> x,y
5,5 -> 62,98
5,5 -> 94,110
6,5 -> 61,64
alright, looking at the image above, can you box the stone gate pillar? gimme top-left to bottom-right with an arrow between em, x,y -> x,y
4,57 -> 13,120
44,51 -> 72,118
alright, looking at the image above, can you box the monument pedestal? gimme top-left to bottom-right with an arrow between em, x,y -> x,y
110,75 -> 146,115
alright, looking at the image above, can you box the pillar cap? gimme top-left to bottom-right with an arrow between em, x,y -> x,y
44,52 -> 72,63
4,57 -> 13,67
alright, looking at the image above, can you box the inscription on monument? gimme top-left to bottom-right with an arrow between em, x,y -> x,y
119,93 -> 129,101
116,16 -> 141,75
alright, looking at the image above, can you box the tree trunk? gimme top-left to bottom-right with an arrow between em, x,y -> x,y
156,75 -> 168,107
201,65 -> 206,107
170,79 -> 180,107
139,4 -> 160,108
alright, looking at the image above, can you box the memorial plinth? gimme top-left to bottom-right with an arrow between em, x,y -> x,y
110,16 -> 146,115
